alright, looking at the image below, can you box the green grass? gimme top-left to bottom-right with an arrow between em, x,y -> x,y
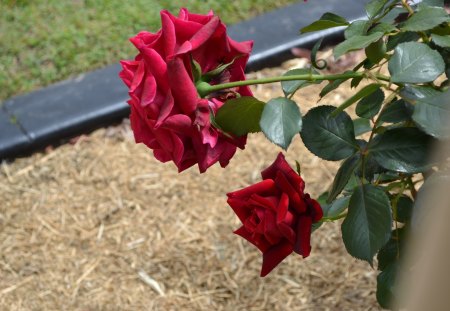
0,0 -> 296,102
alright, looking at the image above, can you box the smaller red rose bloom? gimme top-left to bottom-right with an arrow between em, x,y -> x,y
227,153 -> 323,276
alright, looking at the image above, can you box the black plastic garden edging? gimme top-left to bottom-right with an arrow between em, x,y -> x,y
0,0 -> 370,160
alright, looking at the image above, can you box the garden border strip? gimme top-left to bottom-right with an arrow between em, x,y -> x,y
0,0 -> 370,160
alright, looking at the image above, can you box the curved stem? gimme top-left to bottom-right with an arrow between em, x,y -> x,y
198,72 -> 391,97
401,0 -> 415,15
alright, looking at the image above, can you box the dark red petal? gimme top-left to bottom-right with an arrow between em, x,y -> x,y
276,192 -> 289,224
276,193 -> 296,244
309,198 -> 324,223
247,194 -> 277,211
263,210 -> 282,245
234,227 -> 270,253
294,215 -> 312,257
227,197 -> 250,224
261,153 -> 305,192
226,179 -> 277,200
261,242 -> 293,277
274,171 -> 305,213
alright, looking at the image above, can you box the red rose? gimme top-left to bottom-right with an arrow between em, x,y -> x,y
119,8 -> 253,173
227,153 -> 323,276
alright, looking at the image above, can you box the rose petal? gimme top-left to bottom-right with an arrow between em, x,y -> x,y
261,153 -> 305,192
161,114 -> 192,134
275,171 -> 305,213
247,194 -> 278,211
261,241 -> 293,277
155,91 -> 175,127
140,74 -> 157,107
234,226 -> 270,253
167,58 -> 199,114
227,179 -> 277,200
160,11 -> 177,58
129,61 -> 146,94
275,193 -> 296,244
119,60 -> 139,88
140,47 -> 169,91
293,215 -> 312,257
263,210 -> 282,244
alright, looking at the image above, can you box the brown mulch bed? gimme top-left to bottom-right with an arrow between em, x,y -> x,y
0,57 -> 381,310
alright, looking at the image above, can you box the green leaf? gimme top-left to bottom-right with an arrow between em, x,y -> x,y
430,22 -> 450,36
202,56 -> 241,81
377,239 -> 398,272
324,196 -> 351,218
412,89 -> 450,139
378,99 -> 413,124
401,6 -> 450,32
369,127 -> 433,173
342,184 -> 392,264
377,228 -> 406,271
386,32 -> 420,51
368,23 -> 398,35
300,12 -> 349,33
301,105 -> 358,161
281,68 -> 320,96
344,173 -> 359,192
356,87 -> 385,119
400,84 -> 442,101
395,195 -> 413,223
388,42 -> 445,83
190,57 -> 202,82
345,20 -> 371,39
376,263 -> 398,309
319,75 -> 351,98
431,34 -> 450,48
215,96 -> 265,136
365,39 -> 387,64
358,153 -> 385,181
328,155 -> 360,203
334,32 -> 385,59
350,76 -> 364,89
375,172 -> 401,183
333,84 -> 382,116
422,0 -> 444,6
314,196 -> 350,232
366,0 -> 389,19
260,97 -> 302,150
354,118 -> 372,136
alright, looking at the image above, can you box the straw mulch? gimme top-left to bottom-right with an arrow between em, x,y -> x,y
0,59 -> 381,310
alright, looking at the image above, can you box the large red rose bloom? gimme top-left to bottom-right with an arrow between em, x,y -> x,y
119,8 -> 253,173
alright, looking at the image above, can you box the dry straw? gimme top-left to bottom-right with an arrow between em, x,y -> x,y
0,57 -> 381,310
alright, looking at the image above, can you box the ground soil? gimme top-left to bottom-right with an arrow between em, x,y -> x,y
0,57 -> 381,310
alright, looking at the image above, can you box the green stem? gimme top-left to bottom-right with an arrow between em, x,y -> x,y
321,213 -> 347,222
197,72 -> 391,97
401,0 -> 415,15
